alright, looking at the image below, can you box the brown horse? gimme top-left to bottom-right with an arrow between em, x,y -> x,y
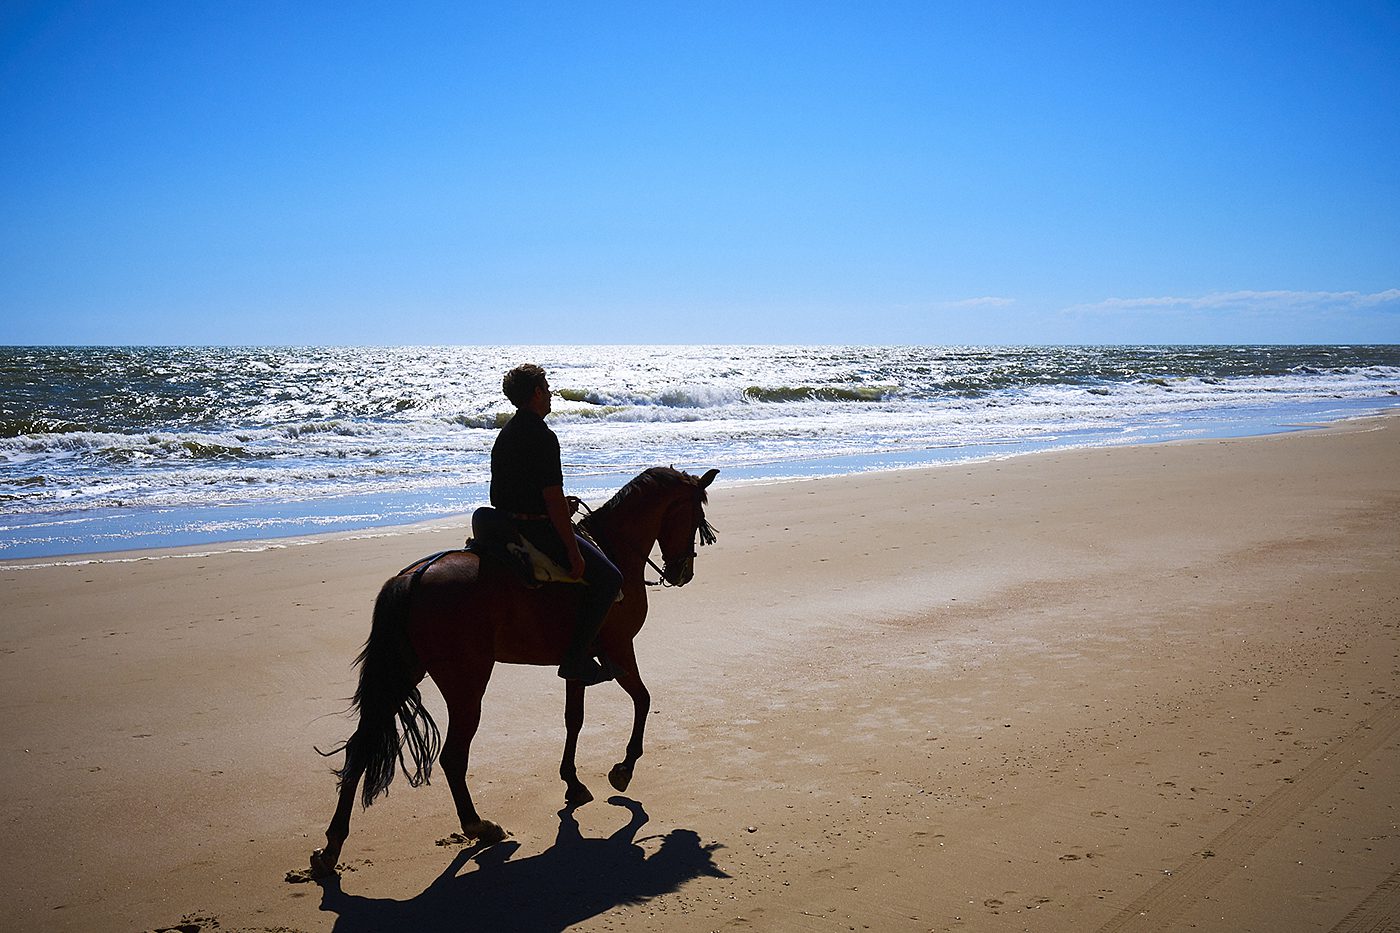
310,466 -> 719,875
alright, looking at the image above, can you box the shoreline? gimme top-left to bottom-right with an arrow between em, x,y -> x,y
3,414 -> 1398,931
5,404 -> 1396,569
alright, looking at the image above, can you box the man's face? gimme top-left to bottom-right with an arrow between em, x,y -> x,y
535,379 -> 552,415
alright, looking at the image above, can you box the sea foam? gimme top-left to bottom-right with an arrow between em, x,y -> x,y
3,345 -> 1398,558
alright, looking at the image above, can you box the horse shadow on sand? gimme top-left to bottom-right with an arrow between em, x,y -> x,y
316,796 -> 728,933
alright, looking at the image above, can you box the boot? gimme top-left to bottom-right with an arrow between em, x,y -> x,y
558,609 -> 613,685
557,653 -> 610,685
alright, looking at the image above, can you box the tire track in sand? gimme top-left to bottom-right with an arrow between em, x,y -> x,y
1096,697 -> 1400,933
1326,866 -> 1400,933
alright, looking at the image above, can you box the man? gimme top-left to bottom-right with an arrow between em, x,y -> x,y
484,363 -> 621,686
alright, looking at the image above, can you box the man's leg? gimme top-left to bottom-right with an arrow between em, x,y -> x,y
558,535 -> 623,684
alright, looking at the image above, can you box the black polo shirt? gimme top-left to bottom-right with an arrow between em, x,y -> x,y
490,409 -> 564,515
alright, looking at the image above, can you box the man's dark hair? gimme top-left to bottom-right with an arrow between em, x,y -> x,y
502,363 -> 548,408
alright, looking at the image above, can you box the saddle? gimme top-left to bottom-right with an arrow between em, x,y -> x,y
465,506 -> 622,601
461,533 -> 570,589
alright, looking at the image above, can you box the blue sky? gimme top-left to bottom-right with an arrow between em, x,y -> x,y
2,1 -> 1398,345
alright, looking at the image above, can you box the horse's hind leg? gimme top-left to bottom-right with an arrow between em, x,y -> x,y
437,671 -> 507,844
607,643 -> 651,793
560,680 -> 594,807
311,757 -> 364,876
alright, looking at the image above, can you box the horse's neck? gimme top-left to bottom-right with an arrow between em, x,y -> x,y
592,504 -> 662,571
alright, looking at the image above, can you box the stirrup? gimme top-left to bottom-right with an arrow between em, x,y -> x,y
594,652 -> 622,681
465,536 -> 541,589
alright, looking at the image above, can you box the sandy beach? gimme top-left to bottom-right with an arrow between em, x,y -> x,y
3,415 -> 1397,932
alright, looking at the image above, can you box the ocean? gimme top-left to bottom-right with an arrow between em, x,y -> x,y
3,345 -> 1398,560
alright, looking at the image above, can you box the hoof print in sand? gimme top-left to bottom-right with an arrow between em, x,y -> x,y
436,830 -> 509,847
285,860 -> 362,883
150,916 -> 219,932
436,832 -> 473,847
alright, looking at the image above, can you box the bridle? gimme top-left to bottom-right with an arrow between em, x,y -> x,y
573,494 -> 712,588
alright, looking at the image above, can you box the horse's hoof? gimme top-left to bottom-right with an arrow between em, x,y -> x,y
565,784 -> 595,808
308,849 -> 339,879
608,762 -> 633,792
462,820 -> 508,845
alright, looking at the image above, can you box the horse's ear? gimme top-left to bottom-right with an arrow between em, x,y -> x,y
699,468 -> 719,488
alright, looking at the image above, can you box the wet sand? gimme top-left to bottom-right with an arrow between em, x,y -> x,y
2,415 -> 1397,932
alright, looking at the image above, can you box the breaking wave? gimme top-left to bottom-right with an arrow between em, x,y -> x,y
3,344 -> 1399,557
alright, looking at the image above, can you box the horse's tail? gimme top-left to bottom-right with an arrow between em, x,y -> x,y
327,574 -> 441,809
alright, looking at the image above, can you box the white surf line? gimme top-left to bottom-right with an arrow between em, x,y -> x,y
0,529 -> 420,571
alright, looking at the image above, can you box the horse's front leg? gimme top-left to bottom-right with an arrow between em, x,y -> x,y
560,679 -> 594,806
608,645 -> 650,792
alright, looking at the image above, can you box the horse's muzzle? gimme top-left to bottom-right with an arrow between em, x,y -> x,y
664,556 -> 695,587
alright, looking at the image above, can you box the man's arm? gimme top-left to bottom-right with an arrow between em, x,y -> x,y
543,485 -> 585,581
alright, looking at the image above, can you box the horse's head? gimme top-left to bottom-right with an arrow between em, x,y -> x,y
582,466 -> 720,587
654,467 -> 719,587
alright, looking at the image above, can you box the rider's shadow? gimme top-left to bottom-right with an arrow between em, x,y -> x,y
317,797 -> 728,933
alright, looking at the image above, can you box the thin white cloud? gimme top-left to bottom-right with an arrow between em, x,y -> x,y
1068,289 -> 1400,315
937,296 -> 1017,309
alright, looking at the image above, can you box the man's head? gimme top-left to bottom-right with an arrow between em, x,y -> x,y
503,363 -> 550,413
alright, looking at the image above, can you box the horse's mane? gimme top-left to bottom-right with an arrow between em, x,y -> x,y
583,466 -> 717,545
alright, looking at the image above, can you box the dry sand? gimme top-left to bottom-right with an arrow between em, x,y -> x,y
2,415 -> 1397,932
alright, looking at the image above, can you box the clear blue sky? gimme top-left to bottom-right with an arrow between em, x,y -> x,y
2,1 -> 1398,345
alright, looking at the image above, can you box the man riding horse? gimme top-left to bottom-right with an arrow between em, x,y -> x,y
310,444 -> 718,873
473,364 -> 622,686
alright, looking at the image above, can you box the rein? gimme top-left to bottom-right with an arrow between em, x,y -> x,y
572,498 -> 683,588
